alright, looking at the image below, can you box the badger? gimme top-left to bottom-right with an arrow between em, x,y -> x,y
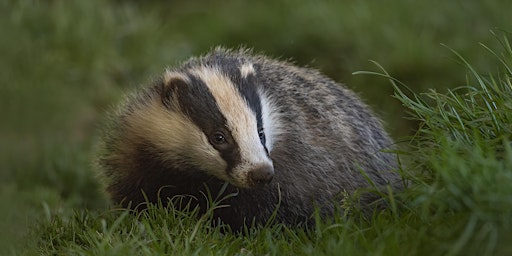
97,47 -> 401,230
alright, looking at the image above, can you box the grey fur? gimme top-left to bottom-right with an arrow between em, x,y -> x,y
96,47 -> 401,230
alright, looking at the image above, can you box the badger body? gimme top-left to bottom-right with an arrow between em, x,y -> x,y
98,48 -> 400,229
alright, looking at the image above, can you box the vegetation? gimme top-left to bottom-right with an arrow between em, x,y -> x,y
1,0 -> 511,255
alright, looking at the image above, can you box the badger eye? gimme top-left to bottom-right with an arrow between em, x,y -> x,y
258,128 -> 265,141
212,132 -> 226,144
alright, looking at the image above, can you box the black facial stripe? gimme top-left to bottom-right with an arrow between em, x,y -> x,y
235,72 -> 269,156
175,75 -> 225,130
224,65 -> 263,129
239,74 -> 263,128
167,74 -> 242,174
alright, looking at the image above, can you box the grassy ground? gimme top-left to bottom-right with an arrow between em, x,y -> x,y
1,0 -> 512,255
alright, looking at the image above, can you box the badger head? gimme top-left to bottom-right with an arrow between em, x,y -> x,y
126,61 -> 280,189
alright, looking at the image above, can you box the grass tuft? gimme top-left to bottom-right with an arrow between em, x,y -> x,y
356,31 -> 512,255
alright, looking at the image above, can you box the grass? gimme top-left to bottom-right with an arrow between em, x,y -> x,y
1,0 -> 512,255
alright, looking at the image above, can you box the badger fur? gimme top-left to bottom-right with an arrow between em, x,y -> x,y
97,47 -> 401,229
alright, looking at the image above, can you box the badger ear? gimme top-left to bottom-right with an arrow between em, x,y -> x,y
161,70 -> 189,108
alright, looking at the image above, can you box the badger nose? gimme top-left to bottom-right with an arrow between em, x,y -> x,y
248,165 -> 274,187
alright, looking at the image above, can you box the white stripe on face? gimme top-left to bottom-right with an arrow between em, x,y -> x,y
190,66 -> 273,187
258,89 -> 283,152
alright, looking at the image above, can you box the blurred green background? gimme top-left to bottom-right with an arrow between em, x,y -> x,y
1,0 -> 511,253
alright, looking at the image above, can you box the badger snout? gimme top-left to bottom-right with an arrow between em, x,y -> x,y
247,164 -> 274,187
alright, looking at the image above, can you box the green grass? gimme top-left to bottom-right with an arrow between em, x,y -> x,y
1,0 -> 512,255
